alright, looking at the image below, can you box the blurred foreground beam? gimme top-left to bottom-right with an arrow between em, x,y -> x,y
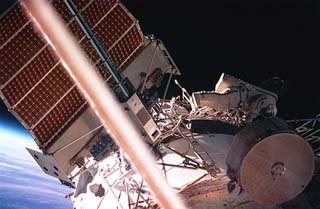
21,1 -> 188,209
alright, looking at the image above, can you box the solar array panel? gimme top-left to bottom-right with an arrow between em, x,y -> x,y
0,24 -> 45,86
32,88 -> 87,147
52,0 -> 74,22
2,47 -> 59,107
15,64 -> 74,127
0,0 -> 145,150
80,0 -> 117,27
93,4 -> 133,49
109,25 -> 144,69
0,3 -> 29,47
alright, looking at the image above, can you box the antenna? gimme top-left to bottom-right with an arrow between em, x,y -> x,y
174,79 -> 196,111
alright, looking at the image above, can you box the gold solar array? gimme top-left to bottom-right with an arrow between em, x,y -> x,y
109,26 -> 144,69
0,0 -> 145,150
0,3 -> 28,47
74,0 -> 92,11
81,38 -> 100,63
80,0 -> 117,27
52,0 -> 74,22
32,88 -> 87,147
15,65 -> 74,128
2,47 -> 59,107
69,20 -> 86,40
93,4 -> 133,48
0,24 -> 45,86
95,60 -> 112,81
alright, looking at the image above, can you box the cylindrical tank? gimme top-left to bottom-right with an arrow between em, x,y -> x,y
226,117 -> 315,205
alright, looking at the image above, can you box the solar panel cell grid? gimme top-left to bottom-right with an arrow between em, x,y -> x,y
108,26 -> 143,68
82,0 -> 117,27
119,43 -> 144,70
2,47 -> 59,107
15,65 -> 74,127
68,20 -> 85,40
0,24 -> 45,86
94,4 -> 133,49
96,60 -> 112,80
0,4 -> 29,47
80,38 -> 100,63
52,0 -> 74,22
73,0 -> 92,10
33,88 -> 86,147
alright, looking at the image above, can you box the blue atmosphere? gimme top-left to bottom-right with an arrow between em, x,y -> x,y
0,121 -> 73,209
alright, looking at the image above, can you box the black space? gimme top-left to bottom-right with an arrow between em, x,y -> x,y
1,0 -> 320,126
122,0 -> 320,120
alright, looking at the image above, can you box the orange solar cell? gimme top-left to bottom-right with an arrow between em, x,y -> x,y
0,24 -> 45,86
80,38 -> 100,63
108,26 -> 143,68
32,88 -> 87,148
52,0 -> 74,22
96,60 -> 112,80
82,0 -> 117,27
0,4 -> 28,47
73,0 -> 92,10
15,65 -> 74,127
2,47 -> 59,106
94,4 -> 133,49
69,20 -> 86,40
